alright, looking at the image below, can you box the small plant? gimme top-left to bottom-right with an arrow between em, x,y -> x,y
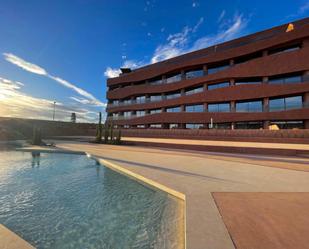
115,129 -> 122,144
32,126 -> 42,145
95,112 -> 103,143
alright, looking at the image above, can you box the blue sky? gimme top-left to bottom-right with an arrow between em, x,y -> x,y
0,0 -> 308,122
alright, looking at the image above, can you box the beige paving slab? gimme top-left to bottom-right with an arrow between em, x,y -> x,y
0,224 -> 35,249
54,141 -> 309,249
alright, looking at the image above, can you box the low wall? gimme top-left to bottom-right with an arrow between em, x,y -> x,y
122,129 -> 309,144
0,117 -> 96,140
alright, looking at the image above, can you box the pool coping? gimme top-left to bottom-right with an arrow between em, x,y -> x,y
0,224 -> 35,249
10,147 -> 187,249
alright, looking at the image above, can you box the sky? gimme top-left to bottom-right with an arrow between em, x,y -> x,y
0,0 -> 308,123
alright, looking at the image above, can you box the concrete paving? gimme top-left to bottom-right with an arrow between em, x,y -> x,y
54,141 -> 309,249
0,224 -> 35,249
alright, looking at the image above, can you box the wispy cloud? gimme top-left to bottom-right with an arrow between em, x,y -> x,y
3,53 -> 105,107
0,77 -> 99,122
285,1 -> 309,19
104,13 -> 248,78
152,13 -> 247,63
104,60 -> 145,78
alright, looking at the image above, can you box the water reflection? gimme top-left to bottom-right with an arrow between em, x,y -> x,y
31,152 -> 41,167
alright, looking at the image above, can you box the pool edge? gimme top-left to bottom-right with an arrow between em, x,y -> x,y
96,157 -> 187,249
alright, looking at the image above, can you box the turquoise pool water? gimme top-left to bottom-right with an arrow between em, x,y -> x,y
0,151 -> 183,249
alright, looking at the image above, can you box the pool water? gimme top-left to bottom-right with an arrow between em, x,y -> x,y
0,151 -> 184,249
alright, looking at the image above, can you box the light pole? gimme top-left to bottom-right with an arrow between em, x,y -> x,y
53,101 -> 56,121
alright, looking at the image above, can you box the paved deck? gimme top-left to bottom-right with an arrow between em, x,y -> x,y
0,224 -> 35,249
213,192 -> 309,249
55,141 -> 309,249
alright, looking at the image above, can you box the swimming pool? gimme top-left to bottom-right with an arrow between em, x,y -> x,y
0,151 -> 184,249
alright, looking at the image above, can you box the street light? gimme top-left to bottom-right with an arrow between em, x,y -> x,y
53,101 -> 56,121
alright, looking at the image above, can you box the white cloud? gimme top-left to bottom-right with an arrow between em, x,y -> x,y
192,14 -> 247,50
3,53 -> 105,107
104,60 -> 145,78
0,77 -> 98,122
151,14 -> 247,63
299,1 -> 309,14
3,53 -> 47,75
104,13 -> 248,77
104,67 -> 122,78
218,10 -> 226,23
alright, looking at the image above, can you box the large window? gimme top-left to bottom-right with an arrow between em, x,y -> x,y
185,104 -> 204,112
150,109 -> 161,114
150,95 -> 162,102
186,124 -> 204,129
208,82 -> 230,90
123,99 -> 131,105
166,91 -> 181,100
268,73 -> 302,84
236,100 -> 263,112
208,62 -> 230,74
185,86 -> 204,95
150,124 -> 162,128
235,122 -> 263,129
270,121 -> 304,129
166,73 -> 182,84
234,51 -> 263,65
149,77 -> 163,85
166,106 -> 181,112
268,44 -> 301,55
185,68 -> 204,79
169,123 -> 180,129
123,111 -> 131,118
235,78 -> 262,85
208,103 -> 230,112
136,110 -> 145,117
211,123 -> 232,129
136,96 -> 146,104
269,96 -> 303,111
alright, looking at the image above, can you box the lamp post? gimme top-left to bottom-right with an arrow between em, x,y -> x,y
53,101 -> 56,121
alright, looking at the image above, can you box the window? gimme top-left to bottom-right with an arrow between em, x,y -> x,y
150,95 -> 162,102
235,78 -> 262,85
186,124 -> 204,129
166,91 -> 181,100
235,122 -> 263,129
268,73 -> 302,84
166,73 -> 182,84
270,121 -> 304,129
137,125 -> 145,128
123,99 -> 131,105
136,110 -> 145,117
112,113 -> 119,119
123,111 -> 131,118
208,62 -> 230,74
208,103 -> 230,112
185,68 -> 204,79
136,96 -> 146,104
169,123 -> 179,129
150,124 -> 162,128
112,100 -> 119,106
149,77 -> 163,85
269,44 -> 301,55
269,96 -> 303,111
123,125 -> 130,128
185,86 -> 204,95
208,82 -> 230,90
234,51 -> 263,65
236,100 -> 263,112
211,123 -> 232,129
185,104 -> 204,112
166,106 -> 181,112
150,109 -> 161,114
